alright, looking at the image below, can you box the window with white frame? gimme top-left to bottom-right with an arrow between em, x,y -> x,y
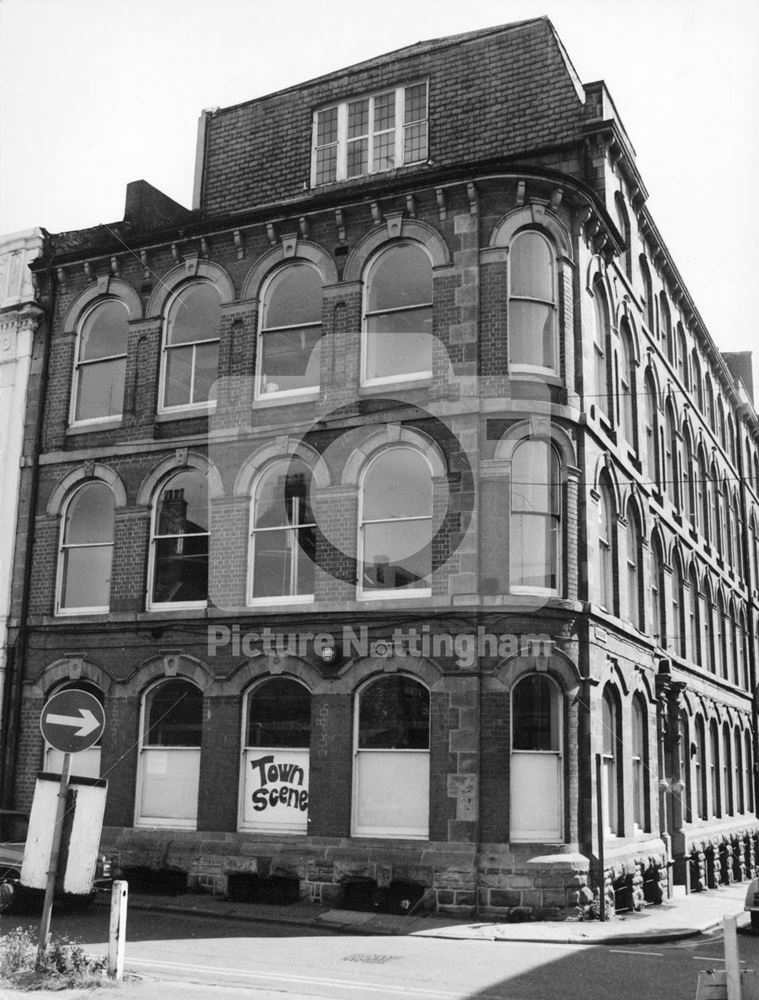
723,721 -> 734,815
695,715 -> 707,820
249,459 -> 316,603
57,482 -> 115,614
618,321 -> 635,445
734,728 -> 745,814
352,674 -> 429,838
45,681 -> 104,778
256,263 -> 322,397
602,689 -> 621,835
312,82 -> 428,186
362,242 -> 433,385
632,697 -> 648,830
239,678 -> 311,833
671,554 -> 684,657
135,678 -> 202,829
510,439 -> 561,593
71,299 -> 128,423
650,537 -> 663,646
626,505 -> 642,630
688,568 -> 701,666
709,719 -> 721,817
160,281 -> 221,410
597,484 -> 613,611
359,447 -> 433,597
508,231 -> 557,372
592,278 -> 609,417
510,673 -> 563,841
150,470 -> 209,607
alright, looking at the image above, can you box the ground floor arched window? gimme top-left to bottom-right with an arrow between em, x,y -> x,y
44,680 -> 104,780
510,673 -> 563,841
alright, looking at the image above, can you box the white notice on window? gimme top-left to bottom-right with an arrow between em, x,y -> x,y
146,751 -> 168,775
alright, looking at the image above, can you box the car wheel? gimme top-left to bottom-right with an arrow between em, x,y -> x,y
0,880 -> 17,914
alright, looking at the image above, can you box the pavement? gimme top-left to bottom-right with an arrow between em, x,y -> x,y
0,881 -> 755,998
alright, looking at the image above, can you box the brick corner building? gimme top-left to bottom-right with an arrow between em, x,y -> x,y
4,18 -> 759,919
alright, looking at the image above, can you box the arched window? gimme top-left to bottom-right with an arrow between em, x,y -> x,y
240,678 -> 311,833
740,611 -> 750,689
650,536 -> 663,646
614,193 -> 631,279
363,242 -> 432,385
679,712 -> 691,823
592,278 -> 610,418
709,719 -> 721,818
710,465 -> 721,557
703,578 -> 715,674
511,673 -> 563,841
751,512 -> 759,591
677,324 -> 689,388
597,483 -> 614,612
671,553 -> 684,657
660,294 -> 673,365
632,696 -> 649,831
716,592 -> 727,680
618,320 -> 635,445
699,452 -> 711,540
249,459 -> 316,603
664,401 -> 678,506
353,675 -> 430,838
510,440 -> 561,593
626,504 -> 643,630
71,299 -> 129,423
257,263 -> 322,397
734,728 -> 745,814
723,721 -> 734,816
732,493 -> 742,582
695,715 -> 707,820
359,447 -> 433,596
705,374 -> 715,430
508,231 -> 557,372
722,481 -> 732,564
644,372 -> 659,488
682,426 -> 694,523
692,351 -> 703,412
640,256 -> 655,332
150,470 -> 209,608
717,400 -> 726,451
160,281 -> 221,410
57,482 -> 115,614
602,688 -> 621,835
688,567 -> 701,666
136,678 -> 202,829
745,730 -> 754,814
44,680 -> 104,779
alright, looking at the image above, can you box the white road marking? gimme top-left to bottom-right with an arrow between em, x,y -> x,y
608,949 -> 663,957
693,956 -> 746,963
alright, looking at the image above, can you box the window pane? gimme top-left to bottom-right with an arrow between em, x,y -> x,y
359,676 -> 429,749
194,341 -> 219,403
512,441 -> 559,514
347,99 -> 368,138
316,107 -> 337,145
166,283 -> 221,346
510,513 -> 557,589
157,472 -> 209,534
76,357 -> 126,420
163,345 -> 193,408
153,537 -> 208,603
363,520 -> 432,589
512,675 -> 558,751
247,679 -> 310,747
251,527 -> 315,599
146,680 -> 202,746
259,328 -> 321,392
61,545 -> 112,608
365,312 -> 432,379
404,83 -> 427,123
363,450 -> 431,520
373,91 -> 395,131
372,131 -> 394,172
367,245 -> 432,312
80,300 -> 129,361
347,138 -> 368,178
404,122 -> 428,163
508,301 -> 554,367
511,233 -> 553,300
255,463 -> 313,528
263,264 -> 322,329
65,483 -> 114,544
315,145 -> 337,185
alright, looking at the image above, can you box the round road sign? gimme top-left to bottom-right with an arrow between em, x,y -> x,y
40,689 -> 105,754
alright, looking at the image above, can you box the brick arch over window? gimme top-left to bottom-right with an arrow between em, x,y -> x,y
493,418 -> 576,469
332,656 -> 443,696
28,658 -> 113,698
147,260 -> 236,317
233,439 -> 330,497
119,653 -> 214,698
241,240 -> 338,300
489,204 -> 572,260
342,219 -> 450,282
341,425 -> 447,486
62,278 -> 143,334
136,451 -> 224,506
492,649 -> 581,692
47,463 -> 127,515
216,655 -> 324,698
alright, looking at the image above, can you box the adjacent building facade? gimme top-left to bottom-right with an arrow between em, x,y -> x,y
5,19 -> 759,917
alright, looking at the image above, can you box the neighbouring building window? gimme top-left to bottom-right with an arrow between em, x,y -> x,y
688,568 -> 701,666
160,281 -> 221,410
312,82 -> 428,185
632,697 -> 648,830
249,459 -> 316,603
511,673 -> 563,841
602,689 -> 621,835
745,730 -> 754,813
664,401 -> 678,507
650,537 -> 663,646
359,447 -> 433,597
239,678 -> 311,834
150,470 -> 209,607
510,439 -> 561,593
618,321 -> 636,445
695,716 -> 707,820
644,372 -> 659,488
626,505 -> 643,630
598,484 -> 614,612
734,729 -> 745,814
71,299 -> 128,423
671,554 -> 684,657
679,712 -> 691,823
592,278 -> 610,418
709,720 -> 721,818
256,263 -> 322,397
57,482 -> 115,614
509,231 -> 557,372
723,722 -> 734,816
677,324 -> 689,388
352,675 -> 430,838
136,678 -> 202,829
362,242 -> 432,385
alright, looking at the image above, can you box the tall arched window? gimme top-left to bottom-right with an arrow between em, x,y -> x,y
136,678 -> 202,829
664,401 -> 678,506
723,721 -> 734,816
150,469 -> 209,607
688,567 -> 701,666
602,688 -> 621,835
161,281 -> 221,410
705,374 -> 715,430
679,712 -> 692,823
644,372 -> 659,488
257,263 -> 322,397
353,675 -> 430,838
682,426 -> 695,523
598,484 -> 614,612
592,278 -> 610,418
249,459 -> 316,603
57,482 -> 115,614
695,716 -> 707,820
710,465 -> 721,557
359,447 -> 433,596
709,719 -> 721,818
632,696 -> 649,831
650,536 -> 663,646
722,481 -> 732,564
511,673 -> 563,840
626,505 -> 643,630
71,299 -> 129,423
677,324 -> 689,388
618,321 -> 636,445
44,680 -> 104,779
363,242 -> 432,385
671,553 -> 684,657
240,678 -> 311,833
640,256 -> 655,332
614,193 -> 631,279
732,493 -> 742,582
660,294 -> 673,366
703,578 -> 716,674
692,351 -> 703,411
508,231 -> 557,372
716,592 -> 727,680
745,730 -> 755,814
510,439 -> 561,593
734,728 -> 745,814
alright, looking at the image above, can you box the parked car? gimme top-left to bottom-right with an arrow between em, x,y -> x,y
0,842 -> 113,914
745,878 -> 759,929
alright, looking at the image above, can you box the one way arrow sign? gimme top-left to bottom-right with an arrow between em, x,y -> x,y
40,690 -> 105,754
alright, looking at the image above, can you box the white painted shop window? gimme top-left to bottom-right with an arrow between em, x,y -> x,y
361,242 -> 433,387
70,298 -> 128,425
510,673 -> 563,842
239,678 -> 311,834
159,280 -> 221,412
601,689 -> 621,835
312,82 -> 428,186
255,263 -> 322,399
358,446 -> 433,599
44,681 -> 103,779
631,696 -> 648,831
352,675 -> 429,838
56,482 -> 115,615
508,231 -> 557,374
135,678 -> 201,829
149,470 -> 209,609
248,459 -> 316,605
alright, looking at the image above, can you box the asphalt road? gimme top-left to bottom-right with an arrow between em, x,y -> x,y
2,905 -> 759,1000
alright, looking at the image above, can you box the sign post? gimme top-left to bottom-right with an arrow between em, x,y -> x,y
36,690 -> 106,966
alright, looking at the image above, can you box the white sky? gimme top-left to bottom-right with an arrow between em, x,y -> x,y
1,0 -> 757,390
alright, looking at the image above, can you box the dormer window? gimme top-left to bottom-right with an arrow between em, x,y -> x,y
312,82 -> 428,186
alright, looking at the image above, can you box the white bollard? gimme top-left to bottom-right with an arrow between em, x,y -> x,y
723,914 -> 742,1000
107,880 -> 128,980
